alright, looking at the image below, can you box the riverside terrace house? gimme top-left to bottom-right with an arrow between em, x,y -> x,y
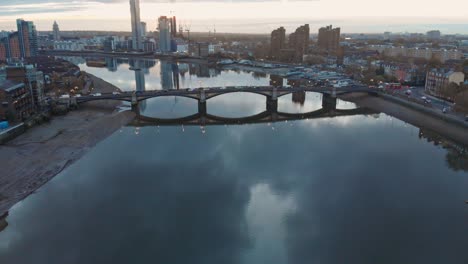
0,80 -> 33,122
378,63 -> 426,85
425,69 -> 465,97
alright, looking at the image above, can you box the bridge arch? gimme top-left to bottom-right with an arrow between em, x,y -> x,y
137,94 -> 200,102
136,113 -> 201,124
205,90 -> 272,100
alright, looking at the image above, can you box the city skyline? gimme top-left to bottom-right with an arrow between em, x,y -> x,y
0,0 -> 468,34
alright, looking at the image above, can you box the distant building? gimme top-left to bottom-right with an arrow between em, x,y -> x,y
208,43 -> 222,54
129,0 -> 143,50
0,19 -> 37,61
432,49 -> 463,63
383,32 -> 391,40
158,16 -> 172,53
367,45 -> 462,63
16,19 -> 38,58
190,42 -> 209,57
174,38 -> 188,53
103,37 -> 115,52
8,32 -> 21,59
378,62 -> 426,85
425,69 -> 465,97
170,16 -> 177,37
270,27 -> 285,60
0,30 -> 19,61
0,36 -> 11,61
54,41 -> 85,51
140,22 -> 147,38
289,24 -> 309,62
0,43 -> 6,61
53,21 -> 60,41
426,30 -> 441,40
336,46 -> 345,65
142,40 -> 156,52
0,80 -> 33,121
318,25 -> 340,52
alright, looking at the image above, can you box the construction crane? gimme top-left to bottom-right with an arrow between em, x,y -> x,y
184,21 -> 192,43
213,24 -> 216,39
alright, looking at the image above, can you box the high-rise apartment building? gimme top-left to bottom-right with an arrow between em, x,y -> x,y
0,19 -> 37,61
0,36 -> 10,61
8,33 -> 21,59
53,21 -> 60,41
0,43 -> 6,61
158,16 -> 172,53
129,0 -> 143,50
170,16 -> 177,37
289,24 -> 309,62
270,27 -> 285,60
16,19 -> 38,57
140,22 -> 147,38
318,25 -> 340,52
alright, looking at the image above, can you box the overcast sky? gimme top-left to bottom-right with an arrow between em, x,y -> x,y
0,0 -> 467,34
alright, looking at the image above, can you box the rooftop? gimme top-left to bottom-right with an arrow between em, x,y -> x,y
0,80 -> 24,92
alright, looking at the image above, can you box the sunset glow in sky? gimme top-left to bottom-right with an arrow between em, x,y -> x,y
0,0 -> 467,33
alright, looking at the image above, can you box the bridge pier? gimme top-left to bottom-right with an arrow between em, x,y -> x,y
198,102 -> 207,127
331,86 -> 337,98
131,103 -> 141,116
200,89 -> 206,103
271,87 -> 278,100
266,97 -> 278,113
131,93 -> 138,107
198,101 -> 207,115
322,94 -> 337,111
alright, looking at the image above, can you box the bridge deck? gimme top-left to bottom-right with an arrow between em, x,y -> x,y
75,85 -> 373,103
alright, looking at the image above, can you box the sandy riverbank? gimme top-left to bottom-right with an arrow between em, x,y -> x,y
0,74 -> 135,217
341,93 -> 468,146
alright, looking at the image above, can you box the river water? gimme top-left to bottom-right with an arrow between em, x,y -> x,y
0,58 -> 467,264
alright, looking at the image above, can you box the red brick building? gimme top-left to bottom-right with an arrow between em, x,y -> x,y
0,80 -> 33,122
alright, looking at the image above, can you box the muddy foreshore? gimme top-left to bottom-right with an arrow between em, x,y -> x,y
0,74 -> 135,217
341,93 -> 468,146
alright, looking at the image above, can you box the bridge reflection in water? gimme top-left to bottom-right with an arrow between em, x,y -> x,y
129,93 -> 379,127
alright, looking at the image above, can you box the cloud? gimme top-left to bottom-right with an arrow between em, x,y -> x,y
0,0 -> 301,16
0,2 -> 88,16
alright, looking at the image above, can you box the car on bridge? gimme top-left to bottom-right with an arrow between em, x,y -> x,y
421,97 -> 431,104
92,93 -> 102,96
112,92 -> 120,95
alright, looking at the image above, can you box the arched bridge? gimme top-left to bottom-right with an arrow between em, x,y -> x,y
73,85 -> 376,105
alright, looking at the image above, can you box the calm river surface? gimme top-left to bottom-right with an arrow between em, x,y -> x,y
0,58 -> 467,264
